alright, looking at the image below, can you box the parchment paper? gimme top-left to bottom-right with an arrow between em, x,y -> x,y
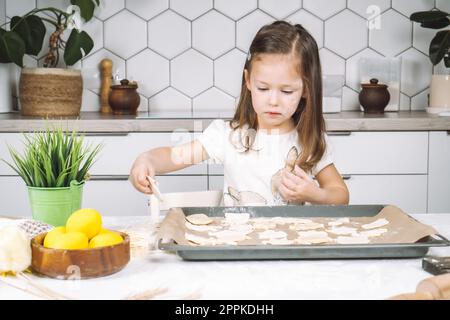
157,205 -> 439,246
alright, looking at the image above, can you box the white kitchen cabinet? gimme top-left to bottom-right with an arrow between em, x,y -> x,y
0,176 -> 32,218
0,132 -> 207,176
84,132 -> 207,175
329,132 -> 428,213
0,175 -> 207,217
83,175 -> 207,216
207,131 -> 430,213
207,131 -> 429,176
345,174 -> 428,214
0,133 -> 26,175
428,131 -> 450,213
208,175 -> 224,191
0,132 -> 208,217
0,131 -> 435,215
207,174 -> 427,213
328,131 -> 428,174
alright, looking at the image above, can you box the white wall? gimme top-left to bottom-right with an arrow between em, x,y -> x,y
0,0 -> 5,27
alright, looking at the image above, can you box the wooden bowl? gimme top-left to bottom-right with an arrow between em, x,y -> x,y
31,231 -> 130,280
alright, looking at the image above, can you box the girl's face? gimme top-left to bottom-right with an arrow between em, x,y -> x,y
245,53 -> 304,133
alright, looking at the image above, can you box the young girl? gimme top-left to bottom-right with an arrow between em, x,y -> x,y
130,21 -> 349,206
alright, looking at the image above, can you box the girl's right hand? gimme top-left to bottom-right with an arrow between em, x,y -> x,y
129,152 -> 156,194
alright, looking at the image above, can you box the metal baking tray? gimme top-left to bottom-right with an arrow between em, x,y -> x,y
158,205 -> 450,260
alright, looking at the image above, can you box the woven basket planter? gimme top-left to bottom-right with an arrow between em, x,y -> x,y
19,68 -> 83,117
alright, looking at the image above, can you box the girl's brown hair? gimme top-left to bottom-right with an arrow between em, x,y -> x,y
231,20 -> 326,173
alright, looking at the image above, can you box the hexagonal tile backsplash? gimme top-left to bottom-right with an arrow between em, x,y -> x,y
3,0 -> 445,113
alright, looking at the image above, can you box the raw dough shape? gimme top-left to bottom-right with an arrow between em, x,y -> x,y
258,230 -> 287,240
326,226 -> 358,236
262,238 -> 294,245
362,218 -> 389,230
295,236 -> 332,245
252,221 -> 277,230
291,218 -> 314,224
215,240 -> 238,246
209,230 -> 249,242
185,222 -> 219,232
360,228 -> 388,238
335,235 -> 370,244
185,233 -> 217,246
297,230 -> 329,239
290,222 -> 324,231
228,224 -> 254,234
328,217 -> 350,227
224,212 -> 250,225
186,214 -> 213,225
296,230 -> 332,245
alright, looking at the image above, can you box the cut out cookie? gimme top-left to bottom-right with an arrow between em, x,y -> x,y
228,224 -> 254,235
185,222 -> 219,232
335,235 -> 370,244
290,222 -> 324,231
362,218 -> 389,230
215,240 -> 238,246
224,212 -> 250,225
297,230 -> 329,238
327,218 -> 350,227
252,221 -> 277,230
295,231 -> 332,244
262,238 -> 294,245
258,230 -> 287,240
185,233 -> 217,246
186,214 -> 213,225
326,226 -> 358,236
296,238 -> 332,245
209,230 -> 249,243
360,228 -> 387,238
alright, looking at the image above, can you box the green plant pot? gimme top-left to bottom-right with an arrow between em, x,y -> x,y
27,180 -> 84,227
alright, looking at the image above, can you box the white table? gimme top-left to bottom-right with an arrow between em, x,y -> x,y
1,214 -> 450,300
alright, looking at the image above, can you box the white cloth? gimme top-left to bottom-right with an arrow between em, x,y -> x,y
197,119 -> 334,205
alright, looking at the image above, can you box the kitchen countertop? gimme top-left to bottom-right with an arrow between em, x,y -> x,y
0,111 -> 450,132
1,213 -> 449,300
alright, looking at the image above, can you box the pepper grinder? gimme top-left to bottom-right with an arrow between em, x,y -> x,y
100,58 -> 113,114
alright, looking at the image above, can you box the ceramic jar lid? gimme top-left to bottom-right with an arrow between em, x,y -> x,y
110,79 -> 138,90
361,78 -> 388,89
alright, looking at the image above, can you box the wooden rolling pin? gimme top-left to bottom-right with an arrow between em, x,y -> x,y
100,58 -> 113,114
389,273 -> 450,300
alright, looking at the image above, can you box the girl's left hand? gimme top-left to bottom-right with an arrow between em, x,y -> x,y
278,165 -> 319,204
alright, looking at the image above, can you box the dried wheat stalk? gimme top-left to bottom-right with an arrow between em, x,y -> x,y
0,276 -> 49,299
0,272 -> 70,300
15,272 -> 72,300
124,287 -> 168,300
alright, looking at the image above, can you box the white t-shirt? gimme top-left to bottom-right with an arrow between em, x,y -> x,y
197,119 -> 334,205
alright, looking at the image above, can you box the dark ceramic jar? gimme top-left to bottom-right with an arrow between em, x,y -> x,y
359,78 -> 390,114
108,79 -> 140,115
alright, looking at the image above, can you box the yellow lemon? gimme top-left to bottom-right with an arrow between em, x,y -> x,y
66,208 -> 102,239
98,228 -> 112,234
43,226 -> 66,248
89,232 -> 123,248
45,231 -> 89,250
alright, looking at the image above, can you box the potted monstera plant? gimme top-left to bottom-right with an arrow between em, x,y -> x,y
0,0 -> 100,116
1,127 -> 102,226
410,9 -> 450,113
